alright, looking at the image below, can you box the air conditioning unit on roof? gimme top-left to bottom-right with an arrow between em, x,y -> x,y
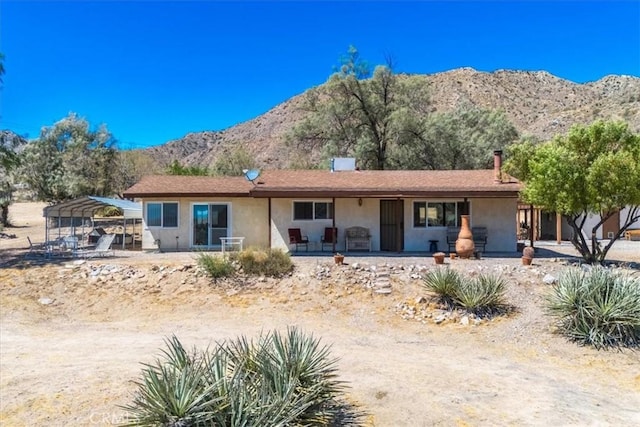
331,158 -> 356,172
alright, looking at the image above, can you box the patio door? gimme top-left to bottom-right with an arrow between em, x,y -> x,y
380,200 -> 404,252
192,204 -> 229,247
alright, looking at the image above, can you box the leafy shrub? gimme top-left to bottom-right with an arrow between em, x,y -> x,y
423,268 -> 508,316
453,273 -> 507,315
234,247 -> 293,277
196,252 -> 235,280
121,328 -> 347,426
547,267 -> 640,349
96,206 -> 123,217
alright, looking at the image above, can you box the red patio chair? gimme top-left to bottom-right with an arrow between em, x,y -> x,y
288,228 -> 309,252
321,227 -> 338,252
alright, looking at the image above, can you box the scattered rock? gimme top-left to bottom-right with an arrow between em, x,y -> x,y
542,274 -> 557,285
38,297 -> 54,305
434,315 -> 446,324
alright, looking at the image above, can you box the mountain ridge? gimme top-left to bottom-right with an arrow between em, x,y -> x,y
144,67 -> 640,169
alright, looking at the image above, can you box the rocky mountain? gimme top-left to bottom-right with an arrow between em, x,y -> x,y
144,68 -> 640,169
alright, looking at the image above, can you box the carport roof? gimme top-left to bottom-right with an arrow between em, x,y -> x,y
43,196 -> 142,219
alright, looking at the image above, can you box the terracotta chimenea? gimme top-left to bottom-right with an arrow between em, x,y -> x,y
455,215 -> 475,258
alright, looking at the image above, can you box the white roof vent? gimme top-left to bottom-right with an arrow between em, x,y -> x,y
331,158 -> 356,172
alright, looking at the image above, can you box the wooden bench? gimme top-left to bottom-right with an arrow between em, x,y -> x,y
625,229 -> 640,241
446,226 -> 488,252
472,227 -> 488,252
345,226 -> 371,252
446,227 -> 460,252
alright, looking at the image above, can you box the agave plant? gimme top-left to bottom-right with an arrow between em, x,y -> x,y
547,267 -> 640,349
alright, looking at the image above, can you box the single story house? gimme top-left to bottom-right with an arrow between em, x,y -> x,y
123,153 -> 521,253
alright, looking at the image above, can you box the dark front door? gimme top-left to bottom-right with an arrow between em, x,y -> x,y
602,210 -> 620,239
380,200 -> 404,251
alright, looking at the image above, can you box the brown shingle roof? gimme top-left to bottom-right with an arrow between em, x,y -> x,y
123,170 -> 521,199
252,170 -> 520,198
123,175 -> 253,198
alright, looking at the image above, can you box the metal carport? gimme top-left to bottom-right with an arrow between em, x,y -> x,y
43,196 -> 142,249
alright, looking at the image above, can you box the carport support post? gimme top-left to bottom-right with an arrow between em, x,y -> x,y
556,213 -> 562,245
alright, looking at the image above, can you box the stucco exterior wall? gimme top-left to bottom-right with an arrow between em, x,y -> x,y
139,196 -> 518,253
140,197 -> 268,251
472,198 -> 518,252
402,198 -> 517,252
403,199 -> 470,252
270,198 -> 380,252
271,197 -> 517,253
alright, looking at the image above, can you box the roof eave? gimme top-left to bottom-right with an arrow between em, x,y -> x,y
123,192 -> 251,198
249,189 -> 521,198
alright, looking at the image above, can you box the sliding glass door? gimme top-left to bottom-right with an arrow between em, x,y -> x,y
192,204 -> 229,248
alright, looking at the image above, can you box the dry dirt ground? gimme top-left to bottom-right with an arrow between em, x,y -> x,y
1,203 -> 639,427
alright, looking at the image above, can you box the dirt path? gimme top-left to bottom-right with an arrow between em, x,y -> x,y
1,203 -> 639,426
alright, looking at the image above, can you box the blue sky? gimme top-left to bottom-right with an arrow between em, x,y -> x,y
1,1 -> 639,149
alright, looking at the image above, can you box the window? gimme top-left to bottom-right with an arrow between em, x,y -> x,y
293,201 -> 333,220
147,202 -> 178,227
413,201 -> 465,227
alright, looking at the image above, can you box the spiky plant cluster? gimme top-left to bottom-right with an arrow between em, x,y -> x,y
547,267 -> 640,349
120,328 -> 345,427
422,268 -> 508,316
453,273 -> 508,315
422,268 -> 463,308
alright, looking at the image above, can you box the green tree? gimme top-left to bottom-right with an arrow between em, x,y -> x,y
392,103 -> 519,170
19,113 -> 118,202
505,121 -> 640,264
287,46 -> 430,170
212,146 -> 257,176
166,159 -> 210,176
0,131 -> 27,226
112,150 -> 161,197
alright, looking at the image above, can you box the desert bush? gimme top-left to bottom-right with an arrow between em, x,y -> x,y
422,267 -> 463,308
233,247 -> 293,277
121,328 -> 346,426
196,252 -> 235,280
547,267 -> 640,349
423,268 -> 508,315
453,273 -> 507,315
96,206 -> 123,217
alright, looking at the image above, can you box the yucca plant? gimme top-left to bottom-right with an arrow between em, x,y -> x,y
121,328 -> 347,426
120,336 -> 225,427
547,267 -> 640,349
422,267 -> 462,308
453,273 -> 508,316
